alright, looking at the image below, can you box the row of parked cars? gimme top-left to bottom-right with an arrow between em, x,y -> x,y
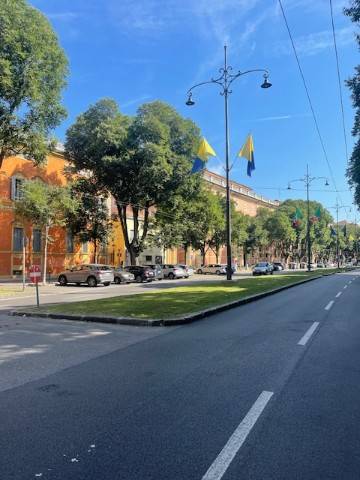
57,264 -> 195,287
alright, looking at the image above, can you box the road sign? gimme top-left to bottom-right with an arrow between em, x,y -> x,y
29,265 -> 41,284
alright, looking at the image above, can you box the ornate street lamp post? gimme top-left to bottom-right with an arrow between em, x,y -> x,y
287,165 -> 329,272
186,45 -> 271,280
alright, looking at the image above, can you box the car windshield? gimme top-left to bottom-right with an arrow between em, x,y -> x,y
95,265 -> 111,271
256,263 -> 268,267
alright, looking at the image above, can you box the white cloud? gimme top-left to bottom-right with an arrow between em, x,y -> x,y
254,113 -> 311,121
121,95 -> 152,109
275,26 -> 355,57
47,12 -> 78,21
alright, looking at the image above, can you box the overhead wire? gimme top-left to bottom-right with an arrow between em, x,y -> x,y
329,0 -> 350,165
277,0 -> 345,208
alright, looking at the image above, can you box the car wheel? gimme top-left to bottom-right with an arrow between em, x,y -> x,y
87,276 -> 97,287
197,269 -> 203,274
135,275 -> 142,283
58,275 -> 67,286
103,282 -> 110,286
216,270 -> 221,275
114,277 -> 121,284
168,273 -> 175,280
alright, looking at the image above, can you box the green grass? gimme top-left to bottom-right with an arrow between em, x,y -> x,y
33,269 -> 342,320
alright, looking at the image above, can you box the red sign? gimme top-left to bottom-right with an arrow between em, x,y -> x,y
29,265 -> 41,283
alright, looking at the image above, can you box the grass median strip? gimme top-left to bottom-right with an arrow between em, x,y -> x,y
26,270 -> 341,320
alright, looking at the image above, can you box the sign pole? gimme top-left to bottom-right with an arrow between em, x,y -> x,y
22,237 -> 26,292
35,280 -> 40,307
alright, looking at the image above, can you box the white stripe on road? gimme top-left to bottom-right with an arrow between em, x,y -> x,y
325,301 -> 334,311
344,285 -> 348,289
335,291 -> 342,298
348,281 -> 352,285
202,391 -> 273,480
297,322 -> 320,346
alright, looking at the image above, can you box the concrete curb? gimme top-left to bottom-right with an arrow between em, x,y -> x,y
11,272 -> 337,327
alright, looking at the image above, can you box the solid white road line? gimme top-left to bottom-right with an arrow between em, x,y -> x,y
201,391 -> 274,480
325,300 -> 335,311
344,285 -> 348,289
297,322 -> 320,346
335,291 -> 342,298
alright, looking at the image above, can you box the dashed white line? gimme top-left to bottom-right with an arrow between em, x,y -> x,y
344,285 -> 348,290
348,281 -> 352,285
201,391 -> 274,480
335,291 -> 342,298
297,322 -> 320,346
325,300 -> 334,311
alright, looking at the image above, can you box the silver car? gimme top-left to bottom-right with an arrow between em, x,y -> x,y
113,268 -> 135,284
58,264 -> 114,287
160,264 -> 187,279
197,264 -> 227,275
176,264 -> 194,277
252,262 -> 274,276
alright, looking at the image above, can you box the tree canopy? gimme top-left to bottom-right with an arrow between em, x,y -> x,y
65,99 -> 201,264
0,0 -> 68,168
345,0 -> 360,206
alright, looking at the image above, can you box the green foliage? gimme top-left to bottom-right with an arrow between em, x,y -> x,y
14,180 -> 77,228
345,1 -> 360,206
0,0 -> 68,167
67,178 -> 113,262
65,99 -> 201,264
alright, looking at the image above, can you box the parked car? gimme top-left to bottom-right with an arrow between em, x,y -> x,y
113,268 -> 135,284
124,266 -> 155,283
252,262 -> 274,276
317,262 -> 326,268
58,264 -> 114,287
176,264 -> 194,277
144,264 -> 164,280
160,264 -> 187,279
197,264 -> 235,275
273,262 -> 284,271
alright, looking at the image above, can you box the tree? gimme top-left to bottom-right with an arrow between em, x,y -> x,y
345,1 -> 360,206
0,0 -> 68,168
67,178 -> 113,263
65,99 -> 201,264
264,210 -> 296,264
14,180 -> 77,283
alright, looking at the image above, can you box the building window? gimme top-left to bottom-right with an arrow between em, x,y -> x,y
32,229 -> 42,253
13,227 -> 24,252
81,242 -> 88,254
145,255 -> 152,262
11,177 -> 24,200
66,231 -> 74,253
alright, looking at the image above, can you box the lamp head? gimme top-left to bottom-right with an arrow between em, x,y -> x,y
325,179 -> 329,187
261,74 -> 272,89
287,183 -> 291,190
186,93 -> 195,106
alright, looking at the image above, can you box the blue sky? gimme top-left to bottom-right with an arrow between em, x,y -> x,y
31,0 -> 358,221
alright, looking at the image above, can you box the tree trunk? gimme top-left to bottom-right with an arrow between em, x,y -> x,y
42,225 -> 49,284
93,240 -> 97,263
0,150 -> 5,170
184,244 -> 188,265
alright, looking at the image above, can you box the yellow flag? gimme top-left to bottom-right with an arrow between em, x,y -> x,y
349,234 -> 355,241
238,135 -> 255,177
197,138 -> 216,161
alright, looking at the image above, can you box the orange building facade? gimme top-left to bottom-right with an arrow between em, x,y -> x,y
0,151 -> 125,279
0,155 -> 279,279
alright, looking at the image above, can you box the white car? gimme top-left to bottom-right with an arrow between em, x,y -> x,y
176,264 -> 194,277
252,262 -> 274,276
160,264 -> 187,279
197,264 -> 227,275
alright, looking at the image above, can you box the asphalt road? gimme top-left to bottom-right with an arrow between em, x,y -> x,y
0,271 -> 359,479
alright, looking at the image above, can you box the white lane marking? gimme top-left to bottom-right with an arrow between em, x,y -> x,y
348,281 -> 352,284
325,300 -> 334,311
202,391 -> 273,480
297,322 -> 320,346
335,291 -> 342,298
344,285 -> 348,289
